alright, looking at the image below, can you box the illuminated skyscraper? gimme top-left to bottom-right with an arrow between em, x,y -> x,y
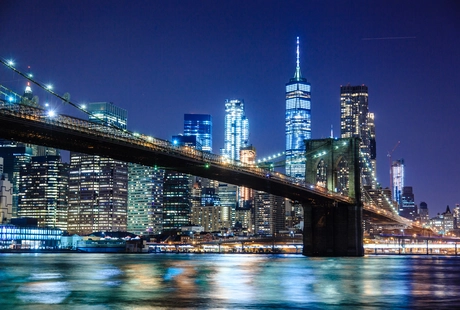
18,155 -> 68,230
340,84 -> 375,188
127,164 -> 164,235
391,159 -> 404,205
222,99 -> 249,161
87,102 -> 127,130
285,37 -> 311,179
68,102 -> 128,235
184,114 -> 212,152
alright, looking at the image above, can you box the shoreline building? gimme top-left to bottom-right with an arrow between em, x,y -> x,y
127,164 -> 164,236
18,155 -> 68,230
340,84 -> 376,189
285,37 -> 311,179
68,102 -> 128,235
0,158 -> 13,224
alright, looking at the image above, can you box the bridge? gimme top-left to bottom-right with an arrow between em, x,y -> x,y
0,59 -> 413,256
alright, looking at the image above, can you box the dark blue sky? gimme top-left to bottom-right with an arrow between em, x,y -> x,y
1,0 -> 459,216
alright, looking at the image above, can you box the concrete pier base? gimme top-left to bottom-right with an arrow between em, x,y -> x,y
302,202 -> 364,257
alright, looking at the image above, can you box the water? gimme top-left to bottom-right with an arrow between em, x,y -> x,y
0,253 -> 459,309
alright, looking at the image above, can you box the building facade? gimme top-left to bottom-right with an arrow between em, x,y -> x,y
340,84 -> 375,188
18,155 -> 68,230
222,99 -> 249,161
127,164 -> 164,236
285,37 -> 311,179
68,102 -> 128,235
184,114 -> 212,152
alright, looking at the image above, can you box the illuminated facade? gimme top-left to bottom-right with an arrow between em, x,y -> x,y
285,37 -> 311,179
392,159 -> 404,205
68,102 -> 128,235
18,156 -> 68,230
184,114 -> 212,152
340,84 -> 375,188
0,159 -> 13,224
127,164 -> 164,235
87,102 -> 127,129
400,186 -> 417,220
222,99 -> 249,161
67,154 -> 128,235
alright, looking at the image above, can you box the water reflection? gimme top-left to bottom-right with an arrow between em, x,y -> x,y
0,253 -> 460,308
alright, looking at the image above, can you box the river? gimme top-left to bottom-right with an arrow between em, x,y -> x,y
0,253 -> 459,309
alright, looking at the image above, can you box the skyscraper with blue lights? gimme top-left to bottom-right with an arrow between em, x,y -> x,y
222,99 -> 249,161
184,114 -> 212,153
285,37 -> 311,179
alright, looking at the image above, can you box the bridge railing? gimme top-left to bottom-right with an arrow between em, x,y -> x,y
0,100 -> 354,204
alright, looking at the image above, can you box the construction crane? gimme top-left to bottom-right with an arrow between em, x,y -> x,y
387,141 -> 400,195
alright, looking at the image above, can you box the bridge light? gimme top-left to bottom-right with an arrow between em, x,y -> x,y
7,60 -> 14,66
205,163 -> 210,169
8,96 -> 13,102
47,110 -> 56,117
46,84 -> 53,90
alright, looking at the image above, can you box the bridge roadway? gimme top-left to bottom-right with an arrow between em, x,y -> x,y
0,100 -> 407,225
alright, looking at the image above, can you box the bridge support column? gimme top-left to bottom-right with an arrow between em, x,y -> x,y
302,201 -> 363,257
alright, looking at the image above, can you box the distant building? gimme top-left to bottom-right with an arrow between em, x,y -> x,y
222,99 -> 249,161
86,102 -> 127,130
0,158 -> 13,224
430,206 -> 454,235
184,114 -> 212,152
418,201 -> 430,226
285,37 -> 311,180
127,164 -> 164,236
399,186 -> 417,220
340,84 -> 375,188
68,102 -> 128,235
453,204 -> 460,229
391,159 -> 404,205
18,155 -> 68,230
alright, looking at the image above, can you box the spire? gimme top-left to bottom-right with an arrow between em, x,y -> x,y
291,36 -> 306,82
294,36 -> 302,80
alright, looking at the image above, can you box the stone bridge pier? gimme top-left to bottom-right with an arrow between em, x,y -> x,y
302,201 -> 363,256
302,138 -> 363,256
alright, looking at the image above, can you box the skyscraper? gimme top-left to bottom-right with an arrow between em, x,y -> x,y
184,114 -> 212,153
392,159 -> 404,205
18,155 -> 68,230
285,37 -> 311,179
127,164 -> 164,236
222,99 -> 249,161
68,102 -> 128,235
400,186 -> 417,220
340,84 -> 375,188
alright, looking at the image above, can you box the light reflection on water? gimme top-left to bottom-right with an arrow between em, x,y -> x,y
0,253 -> 460,309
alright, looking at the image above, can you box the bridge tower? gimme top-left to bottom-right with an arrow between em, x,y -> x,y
303,138 -> 363,256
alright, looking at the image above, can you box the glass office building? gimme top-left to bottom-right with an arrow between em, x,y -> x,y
222,99 -> 249,161
340,84 -> 375,188
285,37 -> 311,179
184,114 -> 212,153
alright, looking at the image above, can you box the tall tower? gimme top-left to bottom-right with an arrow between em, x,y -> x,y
222,99 -> 249,161
340,84 -> 375,188
67,102 -> 128,235
184,114 -> 212,153
285,37 -> 311,179
392,159 -> 404,205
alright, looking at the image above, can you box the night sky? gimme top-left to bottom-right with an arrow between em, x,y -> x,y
1,1 -> 459,216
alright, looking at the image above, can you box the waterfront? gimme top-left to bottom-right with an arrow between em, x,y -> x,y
1,254 -> 460,309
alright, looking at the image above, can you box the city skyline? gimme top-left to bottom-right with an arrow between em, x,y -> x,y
0,1 -> 458,215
